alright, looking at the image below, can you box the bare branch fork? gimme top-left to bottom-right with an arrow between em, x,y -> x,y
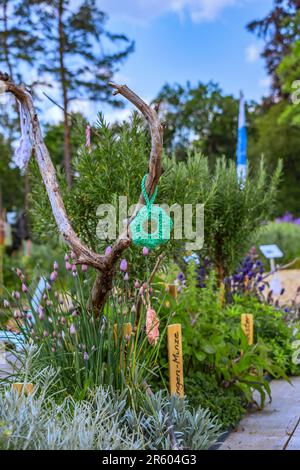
0,72 -> 164,315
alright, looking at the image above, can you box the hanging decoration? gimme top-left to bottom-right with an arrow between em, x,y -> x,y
130,174 -> 173,249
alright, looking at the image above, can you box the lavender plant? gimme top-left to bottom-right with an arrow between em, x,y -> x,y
0,363 -> 221,450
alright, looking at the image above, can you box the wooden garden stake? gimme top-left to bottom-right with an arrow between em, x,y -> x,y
167,324 -> 184,398
167,284 -> 178,299
241,314 -> 254,345
12,383 -> 34,396
114,322 -> 133,367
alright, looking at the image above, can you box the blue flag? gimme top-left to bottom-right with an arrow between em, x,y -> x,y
236,93 -> 247,182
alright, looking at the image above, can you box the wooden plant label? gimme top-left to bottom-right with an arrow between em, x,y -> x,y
167,284 -> 178,299
167,324 -> 184,398
12,382 -> 34,396
241,314 -> 254,345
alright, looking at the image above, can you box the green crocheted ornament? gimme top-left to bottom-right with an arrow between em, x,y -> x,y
130,174 -> 173,249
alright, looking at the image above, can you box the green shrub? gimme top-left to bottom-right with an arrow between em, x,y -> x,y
227,295 -> 300,376
158,264 -> 286,415
185,371 -> 245,429
29,115 -> 281,282
256,221 -> 300,268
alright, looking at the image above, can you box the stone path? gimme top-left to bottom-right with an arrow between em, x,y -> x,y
219,377 -> 300,450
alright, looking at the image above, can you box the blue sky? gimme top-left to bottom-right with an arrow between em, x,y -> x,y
96,0 -> 273,122
40,0 -> 274,123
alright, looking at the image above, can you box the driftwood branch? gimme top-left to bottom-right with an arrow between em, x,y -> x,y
0,73 -> 164,314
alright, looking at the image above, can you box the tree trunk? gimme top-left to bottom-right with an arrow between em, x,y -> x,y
3,0 -> 13,78
58,0 -> 72,188
91,268 -> 115,316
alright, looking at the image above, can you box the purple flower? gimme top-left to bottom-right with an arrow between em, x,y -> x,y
105,246 -> 112,256
139,286 -> 145,296
282,212 -> 294,223
53,261 -> 59,271
65,261 -> 72,271
134,280 -> 140,289
51,347 -> 56,353
64,254 -> 69,261
21,283 -> 28,293
120,259 -> 128,272
83,351 -> 89,361
284,307 -> 289,313
124,272 -> 129,281
16,268 -> 23,278
50,271 -> 58,282
3,299 -> 10,308
142,246 -> 149,256
71,251 -> 76,260
71,264 -> 77,273
43,331 -> 49,337
13,291 -> 21,300
177,272 -> 185,282
259,285 -> 265,292
81,264 -> 88,272
38,306 -> 44,320
70,324 -> 76,335
72,310 -> 79,318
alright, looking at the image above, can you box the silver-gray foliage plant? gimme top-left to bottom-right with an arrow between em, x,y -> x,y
0,366 -> 221,450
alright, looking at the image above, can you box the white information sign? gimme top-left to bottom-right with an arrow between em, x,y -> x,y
259,244 -> 283,259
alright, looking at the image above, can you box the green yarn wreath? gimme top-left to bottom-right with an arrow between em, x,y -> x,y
130,174 -> 173,249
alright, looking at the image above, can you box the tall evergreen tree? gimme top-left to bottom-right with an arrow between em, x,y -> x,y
0,0 -> 41,213
23,0 -> 134,187
0,0 -> 41,122
247,0 -> 300,96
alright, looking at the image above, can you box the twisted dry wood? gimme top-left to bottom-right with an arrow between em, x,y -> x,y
0,72 -> 164,314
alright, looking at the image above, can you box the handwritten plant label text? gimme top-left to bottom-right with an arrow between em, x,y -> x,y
241,314 -> 254,345
167,323 -> 184,398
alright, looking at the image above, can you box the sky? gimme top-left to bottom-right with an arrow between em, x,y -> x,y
46,0 -> 274,123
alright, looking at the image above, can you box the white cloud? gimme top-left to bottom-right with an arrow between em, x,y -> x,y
104,107 -> 132,124
100,0 -> 244,24
245,43 -> 261,63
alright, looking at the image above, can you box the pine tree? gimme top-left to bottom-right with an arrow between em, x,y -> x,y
0,0 -> 41,213
24,0 -> 134,187
0,0 -> 42,80
247,0 -> 300,96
